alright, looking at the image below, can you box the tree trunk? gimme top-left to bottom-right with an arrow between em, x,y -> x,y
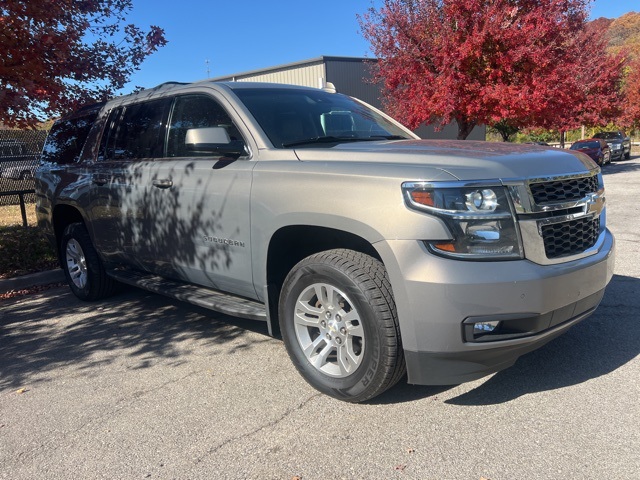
456,118 -> 476,140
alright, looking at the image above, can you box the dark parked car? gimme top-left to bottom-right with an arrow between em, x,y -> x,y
593,131 -> 631,160
569,139 -> 611,166
0,139 -> 37,180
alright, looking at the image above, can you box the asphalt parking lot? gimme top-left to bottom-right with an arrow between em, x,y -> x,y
1,158 -> 639,480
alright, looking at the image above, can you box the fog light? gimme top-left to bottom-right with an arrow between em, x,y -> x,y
473,321 -> 501,334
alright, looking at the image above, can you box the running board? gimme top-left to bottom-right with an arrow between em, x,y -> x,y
107,269 -> 267,322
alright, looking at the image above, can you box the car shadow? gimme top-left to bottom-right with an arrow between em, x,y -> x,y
371,274 -> 638,405
2,274 -> 636,404
603,155 -> 640,175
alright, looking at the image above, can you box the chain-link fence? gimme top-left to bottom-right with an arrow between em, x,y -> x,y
0,129 -> 48,207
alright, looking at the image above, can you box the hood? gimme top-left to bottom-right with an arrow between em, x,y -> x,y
293,140 -> 596,181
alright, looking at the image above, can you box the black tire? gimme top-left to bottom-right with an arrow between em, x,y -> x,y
279,249 -> 405,403
625,150 -> 631,160
60,223 -> 115,301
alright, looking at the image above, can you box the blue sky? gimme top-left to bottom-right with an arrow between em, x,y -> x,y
122,0 -> 640,92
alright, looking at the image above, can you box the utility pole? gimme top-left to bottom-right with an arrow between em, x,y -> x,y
205,59 -> 210,78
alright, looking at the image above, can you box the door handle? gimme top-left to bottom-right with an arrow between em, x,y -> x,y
152,179 -> 173,189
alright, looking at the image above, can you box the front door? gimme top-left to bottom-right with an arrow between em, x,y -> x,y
135,93 -> 256,298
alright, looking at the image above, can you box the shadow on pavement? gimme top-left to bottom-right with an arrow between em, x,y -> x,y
602,155 -> 640,176
0,286 -> 271,391
2,273 -> 637,405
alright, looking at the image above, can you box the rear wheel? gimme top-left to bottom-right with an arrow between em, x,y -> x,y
60,223 -> 115,301
279,249 -> 405,402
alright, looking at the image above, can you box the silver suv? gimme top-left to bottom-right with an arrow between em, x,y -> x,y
36,81 -> 615,402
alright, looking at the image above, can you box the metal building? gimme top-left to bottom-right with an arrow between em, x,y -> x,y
212,56 -> 485,140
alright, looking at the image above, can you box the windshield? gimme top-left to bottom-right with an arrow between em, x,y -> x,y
233,87 -> 413,148
571,141 -> 600,150
593,132 -> 621,140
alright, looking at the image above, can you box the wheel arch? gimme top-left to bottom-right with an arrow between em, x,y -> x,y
51,204 -> 86,261
264,225 -> 382,337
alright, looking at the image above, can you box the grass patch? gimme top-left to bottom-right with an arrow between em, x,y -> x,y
0,203 -> 38,227
0,204 -> 58,279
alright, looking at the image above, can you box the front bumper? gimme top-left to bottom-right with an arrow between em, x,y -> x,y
611,149 -> 624,160
376,229 -> 615,385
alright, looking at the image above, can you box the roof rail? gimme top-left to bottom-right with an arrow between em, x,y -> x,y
151,81 -> 190,90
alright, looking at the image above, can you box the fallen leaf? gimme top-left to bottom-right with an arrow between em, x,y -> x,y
1,283 -> 65,301
394,464 -> 407,472
407,448 -> 415,454
291,476 -> 302,480
16,388 -> 27,394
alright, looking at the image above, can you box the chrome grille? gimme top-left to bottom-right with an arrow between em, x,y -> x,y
529,175 -> 599,204
541,216 -> 601,259
509,171 -> 605,265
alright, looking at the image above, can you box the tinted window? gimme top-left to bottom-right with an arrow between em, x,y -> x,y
571,141 -> 600,150
41,107 -> 100,164
233,88 -> 410,148
102,98 -> 171,160
166,95 -> 244,157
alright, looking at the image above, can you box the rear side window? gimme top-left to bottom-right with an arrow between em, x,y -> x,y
166,95 -> 244,157
101,98 -> 171,160
41,107 -> 100,165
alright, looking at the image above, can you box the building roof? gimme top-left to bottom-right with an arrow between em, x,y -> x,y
211,55 -> 376,82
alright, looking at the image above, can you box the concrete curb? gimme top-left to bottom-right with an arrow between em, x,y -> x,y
0,269 -> 65,294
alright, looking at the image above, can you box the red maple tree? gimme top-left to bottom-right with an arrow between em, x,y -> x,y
622,58 -> 640,128
551,18 -> 626,128
0,0 -> 167,128
360,0 -> 626,139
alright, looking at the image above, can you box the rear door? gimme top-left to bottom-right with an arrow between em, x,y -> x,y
88,97 -> 172,267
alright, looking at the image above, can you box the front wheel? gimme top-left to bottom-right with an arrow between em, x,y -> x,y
60,223 -> 116,301
279,249 -> 405,402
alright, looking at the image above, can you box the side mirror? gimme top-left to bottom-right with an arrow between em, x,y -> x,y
185,127 -> 246,157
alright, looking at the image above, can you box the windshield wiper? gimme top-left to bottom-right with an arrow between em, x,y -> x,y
368,135 -> 406,140
282,135 -> 407,148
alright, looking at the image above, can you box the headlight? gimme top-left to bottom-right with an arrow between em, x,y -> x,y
402,182 -> 523,260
